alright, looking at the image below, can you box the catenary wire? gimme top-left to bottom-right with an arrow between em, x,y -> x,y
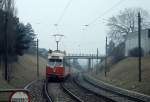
56,0 -> 73,25
85,0 -> 127,28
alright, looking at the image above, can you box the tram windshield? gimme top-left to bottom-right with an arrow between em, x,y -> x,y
48,59 -> 63,67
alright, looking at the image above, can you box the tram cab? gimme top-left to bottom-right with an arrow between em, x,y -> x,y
46,50 -> 69,81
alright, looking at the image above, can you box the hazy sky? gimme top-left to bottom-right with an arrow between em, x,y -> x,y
15,0 -> 150,54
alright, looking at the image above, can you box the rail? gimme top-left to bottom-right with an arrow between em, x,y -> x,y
24,80 -> 38,90
44,80 -> 53,102
73,74 -> 116,102
0,80 -> 37,93
83,74 -> 150,102
60,82 -> 84,102
0,89 -> 29,93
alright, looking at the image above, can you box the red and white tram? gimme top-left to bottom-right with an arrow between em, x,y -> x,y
46,50 -> 70,81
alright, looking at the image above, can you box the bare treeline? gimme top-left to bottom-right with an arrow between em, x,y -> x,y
107,8 -> 150,44
0,0 -> 16,15
106,8 -> 150,62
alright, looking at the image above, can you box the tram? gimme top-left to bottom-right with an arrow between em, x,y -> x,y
46,50 -> 70,81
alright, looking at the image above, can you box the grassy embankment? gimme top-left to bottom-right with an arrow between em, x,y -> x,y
0,54 -> 47,89
90,56 -> 150,95
0,54 -> 47,101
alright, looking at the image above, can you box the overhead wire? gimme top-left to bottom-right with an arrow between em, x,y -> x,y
84,0 -> 127,29
50,0 -> 73,51
56,0 -> 73,25
50,0 -> 73,35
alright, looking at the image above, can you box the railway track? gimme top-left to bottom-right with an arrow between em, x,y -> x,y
46,76 -> 113,102
24,80 -> 46,102
61,82 -> 84,102
76,73 -> 150,102
62,74 -> 115,102
44,80 -> 53,102
46,72 -> 149,102
46,81 -> 78,102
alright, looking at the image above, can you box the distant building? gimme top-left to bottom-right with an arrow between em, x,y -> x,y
125,29 -> 150,56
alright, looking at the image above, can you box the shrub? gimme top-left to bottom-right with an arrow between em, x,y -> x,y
129,47 -> 144,57
111,42 -> 125,63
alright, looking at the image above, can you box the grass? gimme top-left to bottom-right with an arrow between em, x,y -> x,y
0,54 -> 47,101
90,57 -> 150,95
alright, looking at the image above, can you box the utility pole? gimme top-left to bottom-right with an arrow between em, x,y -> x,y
4,12 -> 8,81
37,39 -> 39,79
105,37 -> 107,77
91,54 -> 93,72
69,58 -> 71,73
96,48 -> 98,74
138,12 -> 142,82
88,58 -> 91,71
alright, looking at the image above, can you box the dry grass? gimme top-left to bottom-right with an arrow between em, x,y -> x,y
0,54 -> 47,89
0,54 -> 47,101
91,57 -> 150,95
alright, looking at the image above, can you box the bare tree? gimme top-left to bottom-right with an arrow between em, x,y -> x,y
107,8 -> 150,44
1,0 -> 17,16
0,0 -> 5,10
0,0 -> 17,79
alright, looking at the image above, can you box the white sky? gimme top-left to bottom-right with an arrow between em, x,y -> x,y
15,0 -> 150,54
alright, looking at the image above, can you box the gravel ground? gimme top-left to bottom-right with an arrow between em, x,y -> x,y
64,75 -> 111,102
48,82 -> 77,102
26,80 -> 46,102
77,74 -> 136,102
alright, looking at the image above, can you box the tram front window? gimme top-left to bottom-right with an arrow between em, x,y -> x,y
48,59 -> 63,67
